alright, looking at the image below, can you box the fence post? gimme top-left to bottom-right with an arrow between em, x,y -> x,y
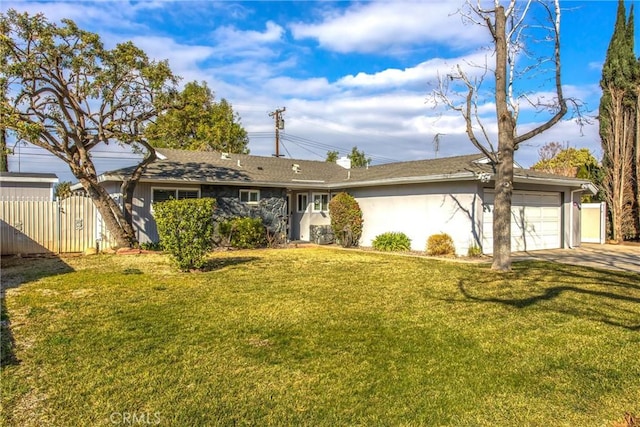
57,197 -> 61,254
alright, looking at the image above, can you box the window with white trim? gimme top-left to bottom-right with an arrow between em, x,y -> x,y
240,189 -> 260,204
297,193 -> 308,213
312,193 -> 329,212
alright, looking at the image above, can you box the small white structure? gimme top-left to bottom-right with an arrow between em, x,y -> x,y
0,172 -> 59,201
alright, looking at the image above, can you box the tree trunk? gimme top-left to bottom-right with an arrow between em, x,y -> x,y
604,90 -> 634,242
491,5 -> 516,271
79,178 -> 134,248
121,145 -> 156,227
0,128 -> 7,172
492,146 -> 514,270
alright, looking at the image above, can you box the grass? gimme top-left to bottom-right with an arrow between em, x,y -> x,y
1,247 -> 639,426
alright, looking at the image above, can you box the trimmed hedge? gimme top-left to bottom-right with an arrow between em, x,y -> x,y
328,192 -> 363,248
154,198 -> 216,271
372,232 -> 412,252
426,233 -> 456,256
218,217 -> 266,249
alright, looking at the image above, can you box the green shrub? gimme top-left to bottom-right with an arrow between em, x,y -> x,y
218,217 -> 266,249
467,243 -> 483,258
426,233 -> 456,256
154,198 -> 216,271
140,241 -> 163,251
372,232 -> 412,252
328,192 -> 363,248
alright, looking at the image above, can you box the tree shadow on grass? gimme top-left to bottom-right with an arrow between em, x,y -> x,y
201,256 -> 259,272
455,261 -> 640,331
1,255 -> 74,367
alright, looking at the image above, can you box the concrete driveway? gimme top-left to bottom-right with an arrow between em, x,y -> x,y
512,243 -> 640,274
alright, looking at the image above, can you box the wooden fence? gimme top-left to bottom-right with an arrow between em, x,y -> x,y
0,195 -> 113,255
581,202 -> 607,244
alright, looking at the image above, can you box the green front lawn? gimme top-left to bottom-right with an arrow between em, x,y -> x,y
1,248 -> 639,426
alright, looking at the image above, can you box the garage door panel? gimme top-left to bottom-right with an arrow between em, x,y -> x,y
483,191 -> 561,254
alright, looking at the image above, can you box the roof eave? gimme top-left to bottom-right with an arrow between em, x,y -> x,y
328,172 -> 478,189
513,175 -> 596,191
0,175 -> 59,184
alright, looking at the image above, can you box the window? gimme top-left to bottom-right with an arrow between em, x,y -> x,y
240,189 -> 260,204
152,188 -> 200,204
312,193 -> 329,212
297,193 -> 308,213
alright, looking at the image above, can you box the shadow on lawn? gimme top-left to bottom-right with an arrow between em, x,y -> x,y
201,256 -> 259,272
1,255 -> 74,367
456,261 -> 640,331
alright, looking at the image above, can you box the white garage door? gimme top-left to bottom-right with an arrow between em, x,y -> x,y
483,191 -> 561,253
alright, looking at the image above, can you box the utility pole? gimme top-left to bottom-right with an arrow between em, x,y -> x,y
269,107 -> 286,157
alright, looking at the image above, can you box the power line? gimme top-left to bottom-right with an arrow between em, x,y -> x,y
281,132 -> 399,164
278,140 -> 293,158
280,135 -> 326,160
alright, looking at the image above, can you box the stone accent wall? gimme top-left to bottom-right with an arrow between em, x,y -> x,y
309,225 -> 334,245
201,185 -> 287,234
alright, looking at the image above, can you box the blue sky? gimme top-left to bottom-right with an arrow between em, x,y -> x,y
2,0 -> 633,183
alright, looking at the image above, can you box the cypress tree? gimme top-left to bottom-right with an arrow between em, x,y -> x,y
599,0 -> 639,240
632,6 -> 640,237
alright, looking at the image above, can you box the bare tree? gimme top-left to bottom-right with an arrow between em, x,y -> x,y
432,0 -> 568,271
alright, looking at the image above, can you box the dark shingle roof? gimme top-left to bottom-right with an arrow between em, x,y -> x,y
100,148 -> 591,189
343,154 -> 489,184
104,149 -> 348,187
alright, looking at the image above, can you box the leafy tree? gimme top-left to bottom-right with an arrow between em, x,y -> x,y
0,42 -> 7,172
147,81 -> 249,153
599,0 -> 639,241
1,10 -> 178,248
347,146 -> 371,168
54,181 -> 72,199
532,143 -> 598,176
0,129 -> 7,172
433,0 -> 569,270
532,143 -> 602,202
326,150 -> 339,163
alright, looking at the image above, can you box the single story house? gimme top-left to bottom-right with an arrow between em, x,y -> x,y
92,148 -> 597,255
0,172 -> 59,201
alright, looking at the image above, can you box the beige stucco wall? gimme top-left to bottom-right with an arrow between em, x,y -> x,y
349,181 -> 482,256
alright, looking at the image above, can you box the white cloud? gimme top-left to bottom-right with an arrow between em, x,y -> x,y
265,77 -> 335,98
290,1 -> 489,54
338,51 -> 491,91
1,1 -> 152,33
129,36 -> 215,71
211,21 -> 285,58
